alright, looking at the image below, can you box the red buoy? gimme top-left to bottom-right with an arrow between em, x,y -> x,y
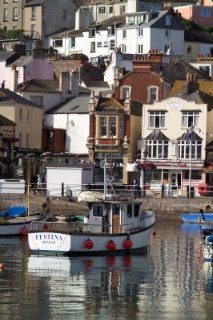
84,239 -> 94,249
152,231 -> 156,236
106,240 -> 116,251
20,226 -> 29,236
43,224 -> 48,230
123,239 -> 133,250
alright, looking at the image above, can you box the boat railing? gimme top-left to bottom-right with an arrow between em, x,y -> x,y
30,221 -> 137,234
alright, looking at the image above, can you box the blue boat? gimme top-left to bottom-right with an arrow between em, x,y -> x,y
180,212 -> 213,223
0,206 -> 27,219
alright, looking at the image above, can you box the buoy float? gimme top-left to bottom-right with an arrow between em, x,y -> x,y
106,240 -> 116,250
20,226 -> 29,236
0,263 -> 4,271
198,217 -> 201,224
123,238 -> 133,250
43,224 -> 48,230
152,231 -> 156,236
84,239 -> 94,249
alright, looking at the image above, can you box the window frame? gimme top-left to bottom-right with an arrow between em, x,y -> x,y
149,111 -> 166,129
181,111 -> 199,129
146,140 -> 169,159
148,86 -> 159,102
178,140 -> 202,160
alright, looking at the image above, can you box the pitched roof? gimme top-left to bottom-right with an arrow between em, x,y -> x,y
95,97 -> 142,116
17,79 -> 60,93
0,114 -> 15,126
185,30 -> 213,44
160,58 -> 210,84
0,88 -> 41,107
145,130 -> 169,141
16,79 -> 90,95
0,51 -> 16,62
8,56 -> 32,67
47,95 -> 91,114
177,131 -> 202,141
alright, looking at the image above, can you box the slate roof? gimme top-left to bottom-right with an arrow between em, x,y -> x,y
145,130 -> 169,141
0,51 -> 16,62
160,58 -> 211,84
47,95 -> 91,114
83,80 -> 110,88
0,88 -> 40,107
0,114 -> 16,126
177,131 -> 202,141
185,30 -> 213,44
8,56 -> 32,67
17,79 -> 90,95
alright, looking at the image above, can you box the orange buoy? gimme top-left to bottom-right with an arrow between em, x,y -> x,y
20,226 -> 29,236
84,239 -> 94,249
106,240 -> 116,251
0,263 -> 4,271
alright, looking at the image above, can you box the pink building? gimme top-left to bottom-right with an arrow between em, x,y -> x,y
175,5 -> 213,27
3,49 -> 54,91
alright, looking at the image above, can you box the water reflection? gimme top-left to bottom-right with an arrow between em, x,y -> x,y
0,221 -> 212,319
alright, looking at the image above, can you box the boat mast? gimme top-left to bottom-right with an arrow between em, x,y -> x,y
103,159 -> 107,200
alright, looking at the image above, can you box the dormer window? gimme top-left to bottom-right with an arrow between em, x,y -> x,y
89,28 -> 95,38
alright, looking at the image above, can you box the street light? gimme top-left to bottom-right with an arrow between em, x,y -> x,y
142,149 -> 148,197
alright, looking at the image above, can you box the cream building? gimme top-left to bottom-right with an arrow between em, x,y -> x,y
0,88 -> 43,153
137,74 -> 213,196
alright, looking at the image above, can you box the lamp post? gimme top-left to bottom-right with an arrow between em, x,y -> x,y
142,149 -> 148,197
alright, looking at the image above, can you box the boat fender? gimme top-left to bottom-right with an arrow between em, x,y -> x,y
20,226 -> 29,236
0,263 -> 4,271
206,235 -> 213,243
123,239 -> 133,250
106,240 -> 116,251
84,239 -> 94,249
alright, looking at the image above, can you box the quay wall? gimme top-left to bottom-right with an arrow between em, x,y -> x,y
0,194 -> 212,221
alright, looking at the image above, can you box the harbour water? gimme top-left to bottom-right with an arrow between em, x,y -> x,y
0,220 -> 213,320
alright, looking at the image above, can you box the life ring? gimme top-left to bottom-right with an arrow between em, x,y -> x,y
198,183 -> 208,197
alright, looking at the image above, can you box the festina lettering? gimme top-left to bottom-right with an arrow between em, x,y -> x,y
35,234 -> 63,241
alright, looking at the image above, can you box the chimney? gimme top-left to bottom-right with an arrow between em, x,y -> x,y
182,73 -> 199,94
70,70 -> 79,97
8,65 -> 18,92
31,48 -> 44,60
59,72 -> 69,99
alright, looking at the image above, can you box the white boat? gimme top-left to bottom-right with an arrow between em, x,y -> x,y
78,191 -> 104,202
200,224 -> 213,262
28,162 -> 155,256
0,213 -> 47,236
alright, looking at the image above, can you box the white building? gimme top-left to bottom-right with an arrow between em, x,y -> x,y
48,8 -> 185,62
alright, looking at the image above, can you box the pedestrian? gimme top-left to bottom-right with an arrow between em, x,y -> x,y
37,175 -> 42,193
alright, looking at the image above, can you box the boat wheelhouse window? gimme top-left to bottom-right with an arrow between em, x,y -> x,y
134,204 -> 140,217
93,204 -> 104,217
113,204 -> 120,216
127,204 -> 132,218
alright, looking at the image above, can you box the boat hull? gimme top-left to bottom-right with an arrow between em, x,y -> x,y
180,213 -> 213,223
28,224 -> 155,256
0,214 -> 47,236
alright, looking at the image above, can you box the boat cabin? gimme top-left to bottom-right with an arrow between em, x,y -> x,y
87,199 -> 147,234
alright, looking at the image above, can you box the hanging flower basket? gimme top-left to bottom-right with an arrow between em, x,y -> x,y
137,162 -> 156,171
